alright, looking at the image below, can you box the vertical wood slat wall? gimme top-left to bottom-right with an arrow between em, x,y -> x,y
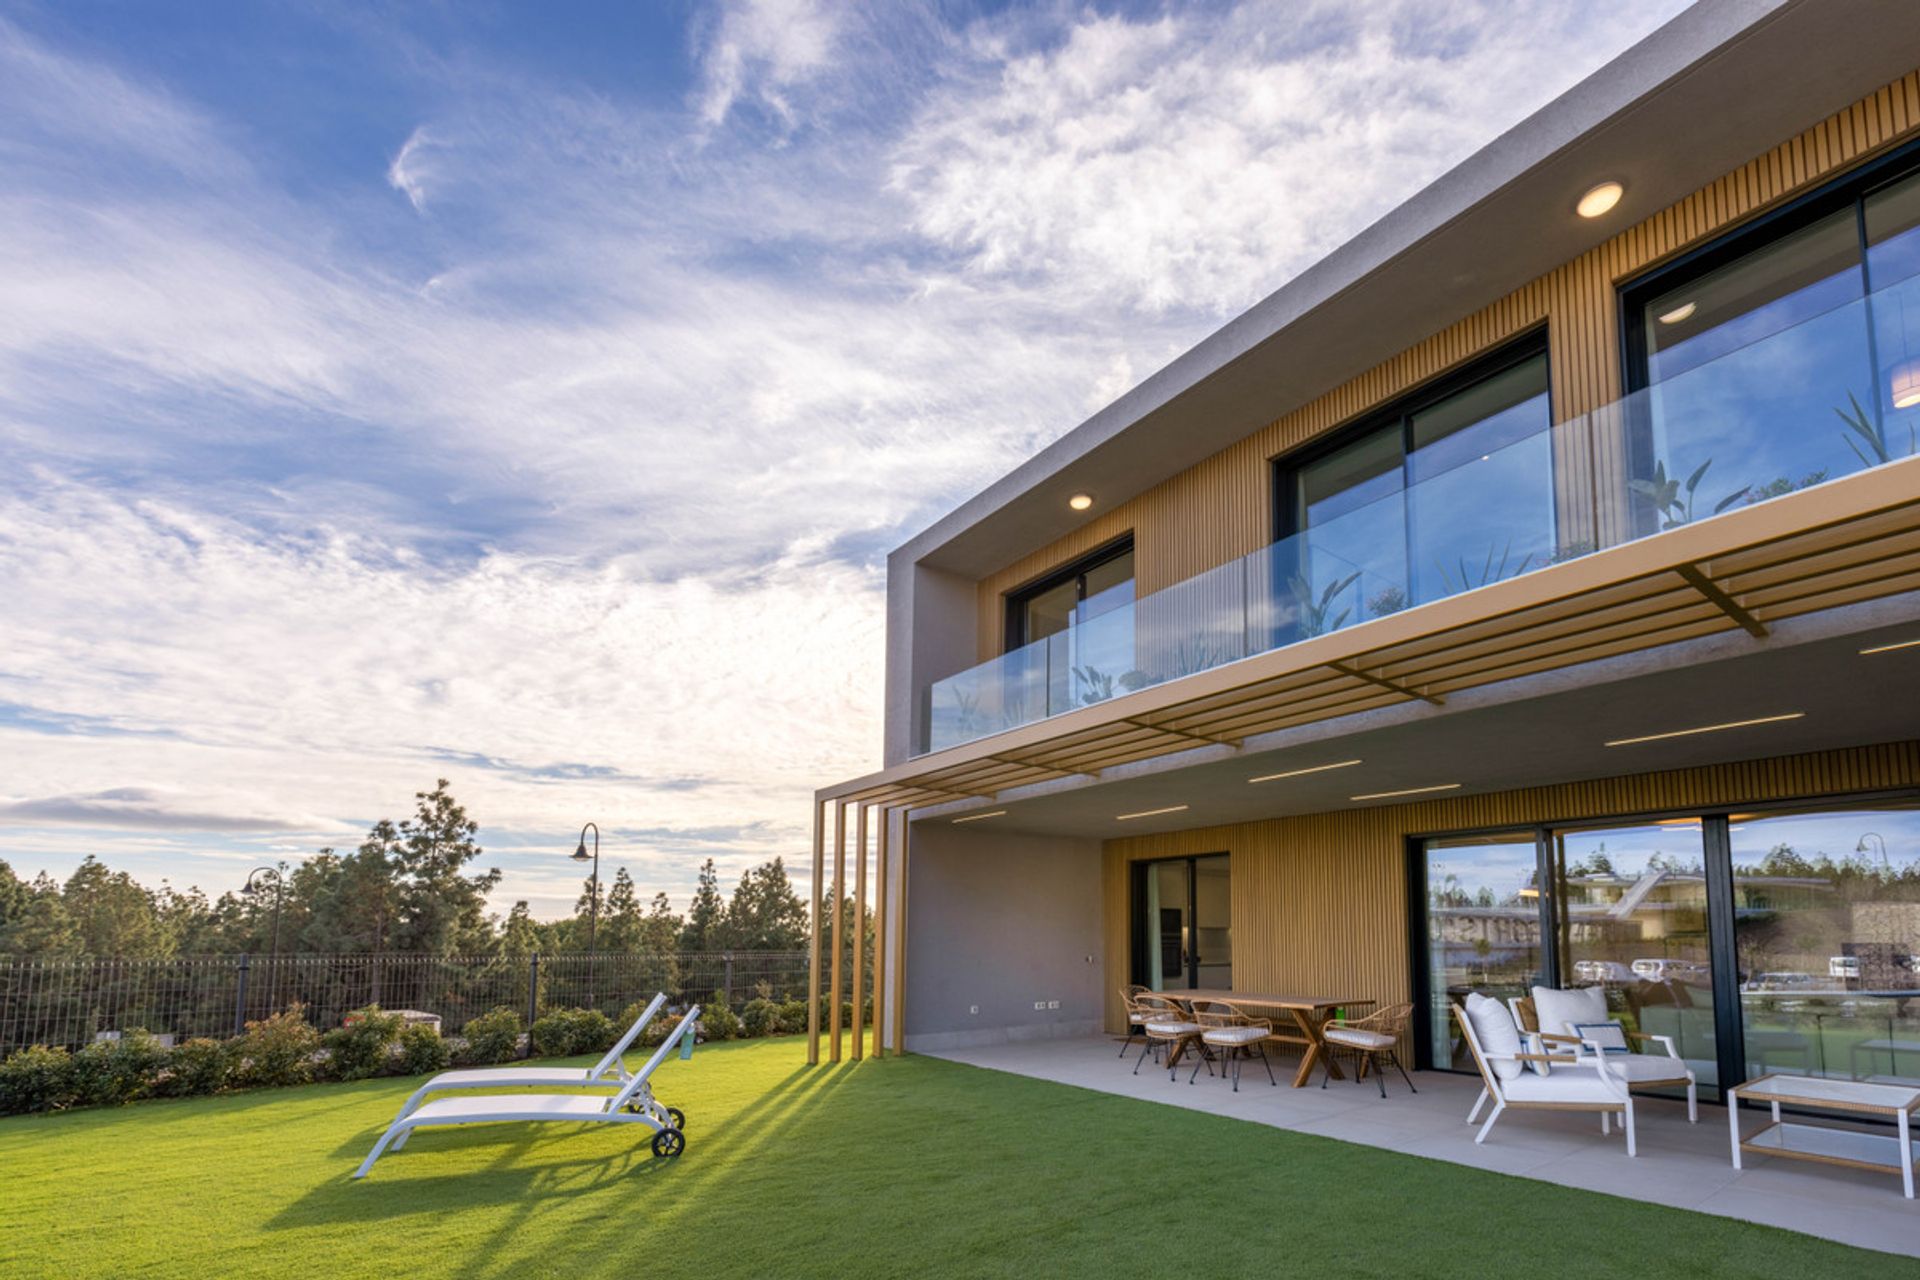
973,71 -> 1920,663
1098,742 -> 1920,1036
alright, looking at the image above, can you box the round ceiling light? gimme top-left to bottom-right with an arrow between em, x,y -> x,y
1657,301 -> 1697,325
1068,493 -> 1094,511
1576,180 -> 1625,219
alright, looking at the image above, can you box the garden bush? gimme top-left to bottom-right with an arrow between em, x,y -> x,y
530,1007 -> 618,1057
0,1044 -> 77,1114
776,999 -> 810,1034
457,1008 -> 522,1065
323,1006 -> 405,1081
739,997 -> 779,1038
700,1002 -> 740,1041
396,1023 -> 451,1076
159,1038 -> 233,1097
232,1005 -> 322,1088
71,1030 -> 170,1106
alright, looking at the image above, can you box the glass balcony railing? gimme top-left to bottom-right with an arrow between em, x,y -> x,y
918,277 -> 1920,755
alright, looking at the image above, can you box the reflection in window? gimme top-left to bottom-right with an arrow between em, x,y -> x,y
1633,170 -> 1920,535
1729,805 -> 1920,1084
1424,833 -> 1541,1072
1554,821 -> 1719,1095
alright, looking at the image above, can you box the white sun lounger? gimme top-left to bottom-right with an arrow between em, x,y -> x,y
386,993 -> 668,1124
354,1003 -> 700,1178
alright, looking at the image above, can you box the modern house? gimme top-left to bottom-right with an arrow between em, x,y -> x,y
808,0 -> 1920,1109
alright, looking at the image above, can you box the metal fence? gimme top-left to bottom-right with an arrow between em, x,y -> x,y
0,951 -> 817,1053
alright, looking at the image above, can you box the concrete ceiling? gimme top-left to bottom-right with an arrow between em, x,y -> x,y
918,603 -> 1920,838
902,0 -> 1920,580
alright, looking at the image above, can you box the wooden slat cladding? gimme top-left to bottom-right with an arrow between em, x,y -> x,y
1098,742 -> 1920,1037
976,71 -> 1920,662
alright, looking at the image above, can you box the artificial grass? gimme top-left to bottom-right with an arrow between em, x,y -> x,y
0,1037 -> 1913,1279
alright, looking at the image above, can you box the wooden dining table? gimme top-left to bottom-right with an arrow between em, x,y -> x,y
1155,990 -> 1374,1088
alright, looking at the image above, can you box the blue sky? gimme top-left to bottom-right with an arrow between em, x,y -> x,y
0,0 -> 1693,918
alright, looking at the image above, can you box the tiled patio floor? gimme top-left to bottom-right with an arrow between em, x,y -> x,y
925,1035 -> 1919,1258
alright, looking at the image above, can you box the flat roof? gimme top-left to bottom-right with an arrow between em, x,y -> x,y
896,0 -> 1920,580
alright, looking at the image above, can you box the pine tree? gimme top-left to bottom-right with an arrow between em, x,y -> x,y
601,868 -> 641,952
725,857 -> 808,951
679,859 -> 727,952
641,892 -> 681,954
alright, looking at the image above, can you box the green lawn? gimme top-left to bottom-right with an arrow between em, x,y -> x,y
1,1038 -> 1914,1278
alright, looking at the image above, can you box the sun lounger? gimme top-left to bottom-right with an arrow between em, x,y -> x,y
385,993 -> 668,1124
354,1003 -> 700,1178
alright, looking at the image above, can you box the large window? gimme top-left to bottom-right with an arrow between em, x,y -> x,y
1004,539 -> 1134,650
1626,161 -> 1920,535
1415,798 -> 1920,1093
1276,340 -> 1555,631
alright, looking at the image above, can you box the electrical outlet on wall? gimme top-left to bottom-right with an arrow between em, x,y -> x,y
1046,1000 -> 1059,1009
969,1005 -> 979,1015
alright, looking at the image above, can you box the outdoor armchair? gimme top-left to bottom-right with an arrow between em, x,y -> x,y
1319,1002 -> 1416,1098
1511,987 -> 1696,1122
1117,985 -> 1152,1057
1131,993 -> 1202,1080
1455,995 -> 1637,1156
1190,1000 -> 1276,1092
386,993 -> 670,1124
354,1003 -> 701,1178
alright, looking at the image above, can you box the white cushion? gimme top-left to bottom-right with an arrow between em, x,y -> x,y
1464,993 -> 1523,1081
1322,1027 -> 1395,1050
1532,985 -> 1608,1039
1501,1067 -> 1621,1103
1597,1055 -> 1692,1084
1201,1025 -> 1269,1045
1146,1020 -> 1200,1036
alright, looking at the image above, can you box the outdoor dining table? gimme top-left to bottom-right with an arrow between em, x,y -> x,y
1156,990 -> 1374,1088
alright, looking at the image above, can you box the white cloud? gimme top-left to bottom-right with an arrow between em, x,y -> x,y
387,126 -> 435,212
694,0 -> 841,130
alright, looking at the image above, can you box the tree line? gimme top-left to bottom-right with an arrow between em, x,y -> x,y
0,780 -> 841,958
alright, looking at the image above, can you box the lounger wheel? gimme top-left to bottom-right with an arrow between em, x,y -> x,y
651,1128 -> 685,1159
666,1106 -> 685,1130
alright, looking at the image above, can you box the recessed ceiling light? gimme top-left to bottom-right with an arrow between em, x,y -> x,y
1576,180 -> 1624,218
1068,493 -> 1094,511
1249,759 -> 1362,783
1861,638 -> 1920,655
1349,783 -> 1461,801
951,810 -> 1007,824
1603,712 -> 1804,747
1658,302 -> 1697,324
1116,804 -> 1188,821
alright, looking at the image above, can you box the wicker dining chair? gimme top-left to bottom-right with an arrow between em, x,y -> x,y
1189,1000 -> 1276,1091
1132,993 -> 1202,1080
1319,1002 -> 1417,1097
1117,985 -> 1152,1058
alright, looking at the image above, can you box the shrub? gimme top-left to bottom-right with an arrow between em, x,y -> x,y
71,1030 -> 170,1106
776,999 -> 810,1035
159,1038 -> 233,1097
530,1007 -> 618,1058
700,1002 -> 740,1042
739,997 -> 779,1038
233,1005 -> 322,1088
457,1008 -> 521,1065
636,1008 -> 676,1048
396,1023 -> 451,1076
0,1045 -> 77,1114
323,1006 -> 405,1081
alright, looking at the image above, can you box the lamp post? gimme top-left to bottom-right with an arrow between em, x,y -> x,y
243,865 -> 286,1011
573,823 -> 600,1007
1856,832 -> 1889,869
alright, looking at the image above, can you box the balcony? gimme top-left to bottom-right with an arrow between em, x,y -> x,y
918,278 -> 1920,757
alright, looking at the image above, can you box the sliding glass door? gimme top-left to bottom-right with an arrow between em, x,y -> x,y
1132,854 -> 1231,992
1416,798 -> 1920,1093
1421,833 -> 1543,1072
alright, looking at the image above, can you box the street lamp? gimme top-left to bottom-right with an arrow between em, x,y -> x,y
243,865 -> 286,1010
573,822 -> 600,1005
1857,832 -> 1889,869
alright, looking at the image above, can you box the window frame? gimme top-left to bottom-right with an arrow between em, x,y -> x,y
1001,533 -> 1135,654
1618,136 -> 1920,398
1268,328 -> 1553,544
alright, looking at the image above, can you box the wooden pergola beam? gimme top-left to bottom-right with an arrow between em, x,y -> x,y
1675,563 -> 1767,638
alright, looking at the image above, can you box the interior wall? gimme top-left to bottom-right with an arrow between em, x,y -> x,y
972,69 -> 1920,663
903,823 -> 1105,1052
1098,741 -> 1920,1040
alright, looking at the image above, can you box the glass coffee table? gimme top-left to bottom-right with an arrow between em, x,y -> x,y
1729,1073 -> 1919,1198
